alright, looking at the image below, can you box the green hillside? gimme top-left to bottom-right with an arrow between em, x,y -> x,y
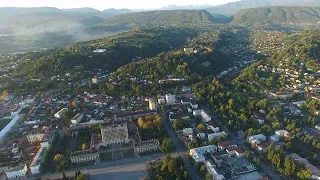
12,29 -> 196,80
98,10 -> 216,29
231,6 -> 320,26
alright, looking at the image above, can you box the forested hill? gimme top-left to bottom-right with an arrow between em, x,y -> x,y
96,10 -> 217,29
231,6 -> 320,26
13,29 -> 197,79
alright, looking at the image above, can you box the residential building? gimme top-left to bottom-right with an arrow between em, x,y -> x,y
165,94 -> 176,104
70,150 -> 99,164
92,76 -> 98,84
288,153 -> 320,180
158,98 -> 165,104
134,139 -> 160,155
71,113 -> 84,124
101,124 -> 130,146
256,142 -> 271,153
93,49 -> 106,53
269,91 -> 293,99
208,132 -> 227,140
193,110 -> 201,116
218,140 -> 237,151
201,110 -> 211,122
190,145 -> 217,163
183,128 -> 193,136
184,47 -> 194,54
54,108 -> 68,119
226,147 -> 244,157
248,134 -> 266,145
30,143 -> 49,174
275,130 -> 293,139
5,164 -> 28,179
205,161 -> 225,180
149,98 -> 157,110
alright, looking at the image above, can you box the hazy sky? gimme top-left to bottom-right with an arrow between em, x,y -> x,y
0,0 -> 239,10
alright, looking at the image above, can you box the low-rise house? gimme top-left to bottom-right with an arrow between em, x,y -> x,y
71,113 -> 84,124
208,132 -> 227,140
218,140 -> 237,151
70,150 -> 99,164
134,139 -> 160,155
248,134 -> 266,146
201,110 -> 211,122
205,161 -> 225,180
165,94 -> 176,104
190,145 -> 218,163
256,142 -> 271,153
226,147 -> 244,157
269,90 -> 293,100
275,130 -> 293,139
193,109 -> 201,116
54,108 -> 68,119
5,164 -> 28,179
197,133 -> 206,140
183,128 -> 193,136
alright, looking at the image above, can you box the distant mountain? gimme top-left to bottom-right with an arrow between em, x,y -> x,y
62,7 -> 101,13
98,10 -> 217,29
231,6 -> 320,26
159,4 -> 213,10
0,7 -> 62,16
205,0 -> 320,16
102,8 -> 132,15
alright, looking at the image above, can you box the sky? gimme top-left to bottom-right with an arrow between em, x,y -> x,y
0,0 -> 239,10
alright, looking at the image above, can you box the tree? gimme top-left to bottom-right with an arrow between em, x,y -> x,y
137,117 -> 144,128
244,150 -> 250,159
168,158 -> 177,173
82,144 -> 88,151
197,123 -> 206,131
160,138 -> 174,153
205,173 -> 213,180
284,157 -> 295,176
297,168 -> 312,179
54,154 -> 65,163
72,100 -> 78,108
76,174 -> 88,180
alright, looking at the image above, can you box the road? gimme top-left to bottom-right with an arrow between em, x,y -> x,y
38,153 -> 182,180
162,113 -> 201,180
201,104 -> 281,180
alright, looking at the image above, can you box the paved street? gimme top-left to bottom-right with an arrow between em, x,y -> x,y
162,113 -> 201,180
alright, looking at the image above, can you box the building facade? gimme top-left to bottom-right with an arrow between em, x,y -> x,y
149,98 -> 157,110
5,165 -> 28,179
134,139 -> 160,155
70,150 -> 100,164
26,133 -> 45,143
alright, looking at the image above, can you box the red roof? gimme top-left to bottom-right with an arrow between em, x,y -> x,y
218,140 -> 234,148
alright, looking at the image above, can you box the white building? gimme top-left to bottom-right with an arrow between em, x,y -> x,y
149,98 -> 157,110
54,108 -> 68,119
70,150 -> 100,164
93,49 -> 106,53
183,128 -> 193,136
27,133 -> 45,143
193,110 -> 201,116
92,76 -> 98,84
101,124 -> 130,146
134,139 -> 160,155
71,113 -> 84,124
0,115 -> 20,140
158,98 -> 166,104
205,161 -> 225,180
208,132 -> 227,140
165,94 -> 176,104
30,143 -> 49,174
5,164 -> 28,179
201,110 -> 211,122
190,145 -> 217,163
184,47 -> 194,54
248,134 -> 266,145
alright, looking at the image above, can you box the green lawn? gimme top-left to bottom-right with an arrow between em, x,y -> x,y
0,119 -> 11,131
